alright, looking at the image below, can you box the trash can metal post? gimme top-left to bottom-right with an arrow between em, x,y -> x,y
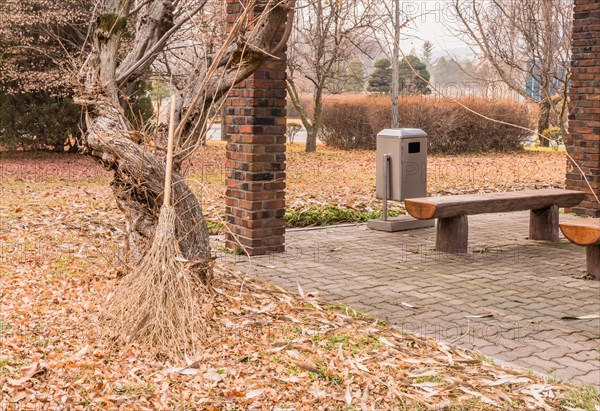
383,154 -> 391,221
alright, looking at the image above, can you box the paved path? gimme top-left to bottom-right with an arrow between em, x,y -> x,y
216,211 -> 600,386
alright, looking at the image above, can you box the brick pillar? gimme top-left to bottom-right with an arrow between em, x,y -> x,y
224,0 -> 287,255
565,0 -> 600,217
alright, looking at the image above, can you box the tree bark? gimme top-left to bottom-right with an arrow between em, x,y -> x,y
305,127 -> 317,152
538,0 -> 553,148
286,78 -> 315,151
305,87 -> 323,152
538,99 -> 551,147
390,0 -> 400,128
84,103 -> 211,277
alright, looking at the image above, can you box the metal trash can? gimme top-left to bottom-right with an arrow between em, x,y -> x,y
376,128 -> 427,201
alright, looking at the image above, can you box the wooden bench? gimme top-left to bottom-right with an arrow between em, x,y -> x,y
404,188 -> 585,254
560,219 -> 600,279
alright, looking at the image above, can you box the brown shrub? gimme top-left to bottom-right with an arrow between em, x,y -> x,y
318,95 -> 535,153
286,93 -> 313,120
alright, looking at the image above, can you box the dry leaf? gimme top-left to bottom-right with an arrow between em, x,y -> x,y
245,389 -> 263,399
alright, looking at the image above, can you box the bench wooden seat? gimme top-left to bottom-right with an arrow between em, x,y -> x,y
560,219 -> 600,279
404,188 -> 585,254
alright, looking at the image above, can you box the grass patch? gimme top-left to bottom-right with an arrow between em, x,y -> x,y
448,399 -> 488,410
524,145 -> 566,153
114,383 -> 156,398
400,398 -> 490,411
0,357 -> 22,376
36,337 -> 57,348
285,205 -> 402,228
325,304 -> 373,319
415,375 -> 444,384
559,385 -> 600,411
473,353 -> 496,366
0,358 -> 16,367
313,331 -> 381,354
206,220 -> 224,234
307,359 -> 344,387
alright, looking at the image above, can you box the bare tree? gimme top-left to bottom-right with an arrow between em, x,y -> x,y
76,0 -> 293,278
368,1 -> 417,128
286,0 -> 376,152
449,0 -> 572,146
391,0 -> 401,128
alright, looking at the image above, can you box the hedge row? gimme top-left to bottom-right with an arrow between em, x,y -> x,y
0,93 -> 83,152
316,95 -> 535,153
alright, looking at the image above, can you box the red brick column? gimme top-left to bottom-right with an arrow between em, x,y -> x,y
224,0 -> 287,255
566,0 -> 600,217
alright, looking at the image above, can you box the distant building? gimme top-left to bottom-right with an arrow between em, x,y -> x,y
525,61 -> 566,101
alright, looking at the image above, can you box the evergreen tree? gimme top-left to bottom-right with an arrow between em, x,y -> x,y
398,55 -> 431,95
325,59 -> 366,93
344,59 -> 366,92
431,57 -> 479,86
421,41 -> 434,69
368,57 -> 431,95
367,58 -> 392,93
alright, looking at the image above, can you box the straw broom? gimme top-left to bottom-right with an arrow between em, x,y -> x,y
107,93 -> 206,358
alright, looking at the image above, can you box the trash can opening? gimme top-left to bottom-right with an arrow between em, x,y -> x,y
408,142 -> 421,154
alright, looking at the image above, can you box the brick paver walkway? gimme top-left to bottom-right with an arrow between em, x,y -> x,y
216,211 -> 600,386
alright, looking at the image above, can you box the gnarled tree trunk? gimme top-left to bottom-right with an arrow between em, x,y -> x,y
77,0 -> 292,278
84,102 -> 211,275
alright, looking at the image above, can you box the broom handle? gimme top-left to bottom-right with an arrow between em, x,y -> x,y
164,92 -> 177,207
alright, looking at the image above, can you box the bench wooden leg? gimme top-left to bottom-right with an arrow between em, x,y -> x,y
587,245 -> 600,280
436,215 -> 468,254
529,205 -> 559,242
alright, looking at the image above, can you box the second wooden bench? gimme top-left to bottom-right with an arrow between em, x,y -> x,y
560,219 -> 600,279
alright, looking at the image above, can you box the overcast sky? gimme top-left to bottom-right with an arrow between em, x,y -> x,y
399,1 -> 476,60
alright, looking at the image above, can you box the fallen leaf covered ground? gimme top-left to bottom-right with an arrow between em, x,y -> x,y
0,143 -> 567,227
2,146 -> 597,410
